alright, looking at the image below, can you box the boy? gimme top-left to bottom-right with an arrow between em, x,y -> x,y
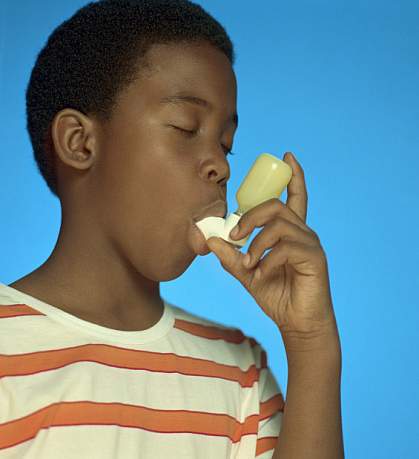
0,1 -> 344,458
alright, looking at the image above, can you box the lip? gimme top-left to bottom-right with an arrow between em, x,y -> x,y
192,199 -> 228,223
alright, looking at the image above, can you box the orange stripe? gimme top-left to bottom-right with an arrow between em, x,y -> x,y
255,436 -> 279,456
260,393 -> 285,421
0,304 -> 44,319
174,318 -> 248,344
0,400 -> 260,450
0,342 -> 260,387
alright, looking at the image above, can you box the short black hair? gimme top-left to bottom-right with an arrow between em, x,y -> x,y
26,0 -> 236,199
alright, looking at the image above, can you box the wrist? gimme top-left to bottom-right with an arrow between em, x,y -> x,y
279,318 -> 342,358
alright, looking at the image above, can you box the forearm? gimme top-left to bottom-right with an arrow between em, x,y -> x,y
272,330 -> 344,459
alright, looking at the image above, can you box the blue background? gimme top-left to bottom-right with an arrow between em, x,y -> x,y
1,1 -> 418,457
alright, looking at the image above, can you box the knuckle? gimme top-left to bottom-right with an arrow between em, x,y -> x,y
246,246 -> 258,268
237,215 -> 248,231
246,244 -> 255,261
272,199 -> 284,211
315,249 -> 328,268
311,230 -> 320,242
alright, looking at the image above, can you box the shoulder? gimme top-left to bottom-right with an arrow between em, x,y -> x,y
167,301 -> 265,369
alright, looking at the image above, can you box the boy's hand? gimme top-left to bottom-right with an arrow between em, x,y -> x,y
206,153 -> 339,348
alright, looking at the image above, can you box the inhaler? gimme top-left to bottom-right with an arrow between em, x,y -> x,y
195,153 -> 293,248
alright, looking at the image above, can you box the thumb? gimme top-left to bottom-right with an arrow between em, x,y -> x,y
206,236 -> 251,281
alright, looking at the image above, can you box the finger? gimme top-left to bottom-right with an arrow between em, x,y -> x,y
242,217 -> 318,270
206,236 -> 254,283
283,152 -> 308,224
230,198 -> 311,242
256,239 -> 325,278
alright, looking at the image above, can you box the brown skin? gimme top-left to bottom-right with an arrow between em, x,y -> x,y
9,41 -> 238,331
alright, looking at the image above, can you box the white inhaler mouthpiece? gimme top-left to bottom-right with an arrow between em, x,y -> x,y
195,152 -> 293,248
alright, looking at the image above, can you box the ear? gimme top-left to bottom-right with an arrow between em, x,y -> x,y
51,108 -> 98,171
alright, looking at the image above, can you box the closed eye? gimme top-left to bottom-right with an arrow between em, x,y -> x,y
170,125 -> 235,156
171,125 -> 197,135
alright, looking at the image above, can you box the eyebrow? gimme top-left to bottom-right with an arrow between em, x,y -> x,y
159,94 -> 238,128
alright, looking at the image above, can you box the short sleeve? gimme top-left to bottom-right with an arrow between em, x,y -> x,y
252,339 -> 285,459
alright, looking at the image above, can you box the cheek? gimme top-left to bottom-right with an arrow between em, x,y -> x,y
95,125 -> 198,247
113,206 -> 196,281
97,159 -> 189,244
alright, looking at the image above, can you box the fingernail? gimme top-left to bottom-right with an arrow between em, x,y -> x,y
230,226 -> 239,238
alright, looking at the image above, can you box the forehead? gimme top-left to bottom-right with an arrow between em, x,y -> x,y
117,42 -> 237,114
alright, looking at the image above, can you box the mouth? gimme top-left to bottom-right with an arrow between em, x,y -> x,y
192,199 -> 228,223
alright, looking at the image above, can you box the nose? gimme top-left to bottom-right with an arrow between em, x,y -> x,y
200,152 -> 230,186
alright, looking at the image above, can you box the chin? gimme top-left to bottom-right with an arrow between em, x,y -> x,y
153,251 -> 201,281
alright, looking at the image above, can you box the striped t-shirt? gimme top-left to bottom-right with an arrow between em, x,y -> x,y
0,282 -> 285,458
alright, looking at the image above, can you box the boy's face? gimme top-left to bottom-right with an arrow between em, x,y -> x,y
65,41 -> 238,281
